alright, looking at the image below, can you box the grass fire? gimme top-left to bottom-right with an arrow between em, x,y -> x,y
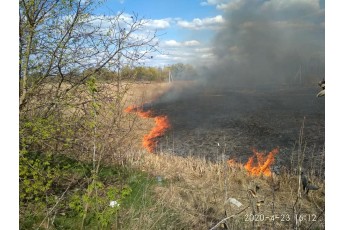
227,148 -> 279,177
19,0 -> 325,228
125,105 -> 171,153
244,148 -> 279,176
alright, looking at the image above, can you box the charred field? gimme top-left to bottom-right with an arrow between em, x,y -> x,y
140,82 -> 325,173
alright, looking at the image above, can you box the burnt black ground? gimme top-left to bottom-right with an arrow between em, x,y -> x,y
142,83 -> 325,172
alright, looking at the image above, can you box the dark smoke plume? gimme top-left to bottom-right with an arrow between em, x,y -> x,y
145,1 -> 325,161
199,0 -> 325,89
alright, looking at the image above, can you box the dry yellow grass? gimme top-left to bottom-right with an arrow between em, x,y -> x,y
22,79 -> 324,229
118,81 -> 325,229
123,150 -> 325,229
122,82 -> 172,107
71,81 -> 323,229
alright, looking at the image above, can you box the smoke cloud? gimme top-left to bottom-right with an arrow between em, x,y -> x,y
197,0 -> 325,88
145,1 -> 325,161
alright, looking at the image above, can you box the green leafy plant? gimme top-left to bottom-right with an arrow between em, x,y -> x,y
19,152 -> 57,204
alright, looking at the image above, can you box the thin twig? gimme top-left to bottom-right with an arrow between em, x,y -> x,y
292,195 -> 300,230
37,181 -> 73,229
311,194 -> 323,212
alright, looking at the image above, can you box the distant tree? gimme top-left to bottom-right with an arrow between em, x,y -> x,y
170,63 -> 198,80
120,65 -> 134,80
120,66 -> 167,82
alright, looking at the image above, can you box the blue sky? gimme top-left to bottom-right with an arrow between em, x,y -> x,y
98,0 -> 219,20
95,0 -> 227,66
92,1 -> 326,67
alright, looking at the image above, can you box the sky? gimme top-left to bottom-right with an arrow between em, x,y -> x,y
95,0 -> 325,69
96,0 -> 228,66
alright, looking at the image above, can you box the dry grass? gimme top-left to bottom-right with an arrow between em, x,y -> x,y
117,81 -> 325,229
21,80 -> 324,229
64,81 -> 324,229
122,82 -> 173,107
123,150 -> 324,229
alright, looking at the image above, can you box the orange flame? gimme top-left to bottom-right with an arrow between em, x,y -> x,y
124,105 -> 137,113
143,115 -> 170,152
125,105 -> 171,153
227,148 -> 279,176
244,148 -> 279,176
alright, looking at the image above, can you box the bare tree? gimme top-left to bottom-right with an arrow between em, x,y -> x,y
19,2 -> 159,226
19,0 -> 158,114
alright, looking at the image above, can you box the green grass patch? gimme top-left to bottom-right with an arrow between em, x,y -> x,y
20,153 -> 185,229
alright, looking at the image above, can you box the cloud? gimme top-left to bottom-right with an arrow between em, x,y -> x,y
144,40 -> 213,66
164,40 -> 182,47
163,40 -> 201,47
200,0 -> 227,6
145,18 -> 171,29
200,0 -> 233,10
177,15 -> 225,30
110,0 -> 324,79
183,40 -> 201,46
94,13 -> 171,30
217,0 -> 243,10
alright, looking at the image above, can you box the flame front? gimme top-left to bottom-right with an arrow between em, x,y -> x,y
124,105 -> 137,113
143,115 -> 170,152
244,148 -> 279,176
227,148 -> 279,177
125,105 -> 171,153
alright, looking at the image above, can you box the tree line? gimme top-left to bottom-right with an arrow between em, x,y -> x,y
58,63 -> 199,82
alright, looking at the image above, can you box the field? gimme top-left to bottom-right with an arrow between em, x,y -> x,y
130,82 -> 325,170
19,1 -> 326,228
20,81 -> 325,229
122,81 -> 325,229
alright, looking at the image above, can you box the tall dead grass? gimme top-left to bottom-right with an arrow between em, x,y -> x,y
124,149 -> 324,229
